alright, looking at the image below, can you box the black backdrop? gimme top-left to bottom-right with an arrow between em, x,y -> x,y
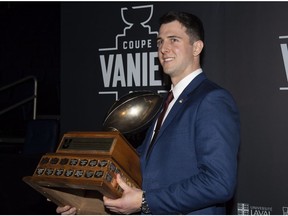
3,2 -> 288,214
61,2 -> 288,214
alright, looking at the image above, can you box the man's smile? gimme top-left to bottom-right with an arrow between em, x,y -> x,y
162,57 -> 175,62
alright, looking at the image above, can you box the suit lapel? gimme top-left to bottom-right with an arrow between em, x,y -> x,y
144,73 -> 207,159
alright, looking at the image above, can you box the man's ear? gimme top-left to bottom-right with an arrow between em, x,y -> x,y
193,40 -> 204,56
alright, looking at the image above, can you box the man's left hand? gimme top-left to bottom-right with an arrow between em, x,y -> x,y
103,174 -> 143,214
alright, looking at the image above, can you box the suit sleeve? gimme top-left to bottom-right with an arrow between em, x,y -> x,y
146,89 -> 241,214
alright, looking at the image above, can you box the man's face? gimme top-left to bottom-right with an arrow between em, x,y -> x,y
157,20 -> 200,84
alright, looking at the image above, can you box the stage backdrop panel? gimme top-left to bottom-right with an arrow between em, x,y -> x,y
61,2 -> 288,214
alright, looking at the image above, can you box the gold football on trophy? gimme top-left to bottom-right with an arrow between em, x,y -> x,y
103,91 -> 163,134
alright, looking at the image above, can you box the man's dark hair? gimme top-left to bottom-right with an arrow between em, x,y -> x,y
159,11 -> 205,43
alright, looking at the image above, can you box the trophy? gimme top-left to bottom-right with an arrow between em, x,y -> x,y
23,91 -> 162,214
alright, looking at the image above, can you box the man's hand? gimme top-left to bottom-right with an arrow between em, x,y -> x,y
56,205 -> 77,215
103,174 -> 143,214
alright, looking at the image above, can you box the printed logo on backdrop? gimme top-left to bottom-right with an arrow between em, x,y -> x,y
283,207 -> 288,215
237,203 -> 250,215
279,35 -> 288,90
237,203 -> 272,215
98,5 -> 168,100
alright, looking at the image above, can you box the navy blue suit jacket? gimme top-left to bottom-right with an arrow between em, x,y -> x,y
137,73 -> 240,214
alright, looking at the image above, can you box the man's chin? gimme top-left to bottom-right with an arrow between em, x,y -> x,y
163,68 -> 174,75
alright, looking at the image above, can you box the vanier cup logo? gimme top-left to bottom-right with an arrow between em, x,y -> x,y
121,5 -> 154,35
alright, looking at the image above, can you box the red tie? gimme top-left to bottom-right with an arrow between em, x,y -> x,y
154,91 -> 174,135
146,91 -> 174,158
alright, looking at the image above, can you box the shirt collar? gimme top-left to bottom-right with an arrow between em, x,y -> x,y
171,68 -> 203,100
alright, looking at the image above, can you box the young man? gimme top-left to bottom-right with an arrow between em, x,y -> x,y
57,11 -> 240,215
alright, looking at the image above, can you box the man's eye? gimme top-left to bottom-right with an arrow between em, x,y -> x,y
157,40 -> 162,47
171,38 -> 178,42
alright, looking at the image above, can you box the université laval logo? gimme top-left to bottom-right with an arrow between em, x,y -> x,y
237,202 -> 275,215
98,5 -> 168,100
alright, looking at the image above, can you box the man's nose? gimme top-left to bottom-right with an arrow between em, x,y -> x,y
160,41 -> 170,53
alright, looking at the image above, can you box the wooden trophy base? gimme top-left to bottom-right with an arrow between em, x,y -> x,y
23,131 -> 141,215
23,176 -> 109,214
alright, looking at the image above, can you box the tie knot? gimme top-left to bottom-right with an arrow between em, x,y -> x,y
165,91 -> 174,105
